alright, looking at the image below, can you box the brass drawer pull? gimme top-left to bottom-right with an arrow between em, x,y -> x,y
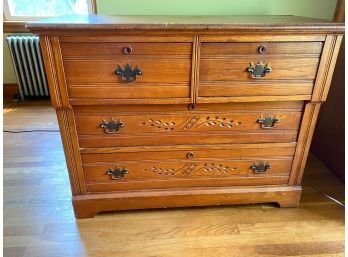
246,61 -> 272,79
123,46 -> 133,55
106,167 -> 128,180
100,118 -> 125,133
257,114 -> 279,129
186,152 -> 194,159
115,63 -> 142,82
250,161 -> 271,173
258,45 -> 267,54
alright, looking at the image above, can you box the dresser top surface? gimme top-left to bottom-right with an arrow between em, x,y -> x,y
26,15 -> 344,33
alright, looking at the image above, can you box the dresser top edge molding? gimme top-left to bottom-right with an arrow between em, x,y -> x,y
26,15 -> 344,33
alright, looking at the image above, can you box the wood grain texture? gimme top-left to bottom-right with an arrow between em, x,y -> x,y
334,0 -> 345,22
3,100 -> 345,256
83,158 -> 292,181
64,58 -> 191,84
73,101 -> 305,112
68,84 -> 190,100
191,35 -> 200,104
39,36 -> 85,195
198,81 -> 314,97
311,2 -> 345,181
79,142 -> 297,154
73,185 -> 302,218
289,103 -> 322,185
201,42 -> 323,56
74,109 -> 302,135
26,15 -> 344,33
199,35 -> 327,42
91,0 -> 97,14
81,143 -> 296,161
61,42 -> 192,56
311,35 -> 343,101
85,177 -> 290,193
78,131 -> 299,148
199,56 -> 320,81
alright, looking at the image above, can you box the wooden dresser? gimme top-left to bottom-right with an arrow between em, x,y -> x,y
27,15 -> 344,218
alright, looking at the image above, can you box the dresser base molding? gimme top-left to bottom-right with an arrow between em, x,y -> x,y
72,185 -> 301,218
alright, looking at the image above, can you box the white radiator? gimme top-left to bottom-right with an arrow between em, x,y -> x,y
6,35 -> 49,100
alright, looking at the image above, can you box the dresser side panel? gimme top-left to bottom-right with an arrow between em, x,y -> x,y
39,36 -> 86,195
312,35 -> 343,102
288,103 -> 322,185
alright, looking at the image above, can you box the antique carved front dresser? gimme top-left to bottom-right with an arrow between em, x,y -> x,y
27,15 -> 344,218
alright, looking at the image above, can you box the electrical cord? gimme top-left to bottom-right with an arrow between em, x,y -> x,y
4,129 -> 60,133
303,177 -> 345,207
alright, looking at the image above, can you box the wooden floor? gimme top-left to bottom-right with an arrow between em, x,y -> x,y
3,100 -> 345,257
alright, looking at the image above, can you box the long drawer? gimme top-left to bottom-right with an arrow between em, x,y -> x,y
75,110 -> 302,134
74,102 -> 304,147
81,143 -> 295,192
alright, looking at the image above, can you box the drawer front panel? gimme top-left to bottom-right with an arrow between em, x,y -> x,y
201,42 -> 323,56
64,58 -> 191,84
74,102 -> 303,135
85,176 -> 289,192
75,111 -> 302,135
81,143 -> 296,163
199,57 -> 320,81
65,58 -> 191,100
61,42 -> 192,56
78,131 -> 298,147
65,58 -> 191,99
83,158 -> 292,192
198,81 -> 314,97
199,41 -> 322,99
68,85 -> 190,99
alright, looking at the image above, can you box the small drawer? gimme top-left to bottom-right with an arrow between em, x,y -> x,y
64,58 -> 191,99
75,109 -> 302,135
83,156 -> 293,192
61,41 -> 192,100
78,131 -> 299,148
198,41 -> 322,99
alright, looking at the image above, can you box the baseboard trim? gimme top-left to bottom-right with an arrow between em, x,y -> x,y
3,83 -> 19,99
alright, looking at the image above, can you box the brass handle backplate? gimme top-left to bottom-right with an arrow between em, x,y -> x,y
106,167 -> 129,180
257,114 -> 279,129
100,118 -> 125,133
250,161 -> 271,173
115,63 -> 142,82
246,61 -> 272,79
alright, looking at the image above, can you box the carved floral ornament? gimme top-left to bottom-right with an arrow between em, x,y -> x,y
141,116 -> 242,131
